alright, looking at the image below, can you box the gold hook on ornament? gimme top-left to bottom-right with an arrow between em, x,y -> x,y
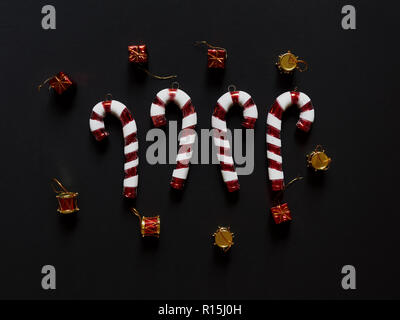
137,65 -> 177,80
296,59 -> 308,72
38,77 -> 52,91
51,178 -> 69,194
273,176 -> 304,205
195,40 -> 226,51
131,208 -> 142,222
284,176 -> 304,189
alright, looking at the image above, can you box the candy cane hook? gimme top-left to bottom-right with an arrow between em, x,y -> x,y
211,89 -> 258,192
267,91 -> 315,191
150,87 -> 197,190
89,99 -> 139,198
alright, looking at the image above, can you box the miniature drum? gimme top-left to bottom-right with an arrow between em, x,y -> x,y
213,226 -> 234,252
52,178 -> 79,214
140,216 -> 160,237
56,192 -> 79,214
307,145 -> 331,171
276,51 -> 308,74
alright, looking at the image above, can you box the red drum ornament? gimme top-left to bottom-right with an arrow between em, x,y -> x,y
132,208 -> 160,238
89,96 -> 139,199
52,178 -> 79,214
211,86 -> 258,192
266,90 -> 315,191
150,83 -> 197,190
38,72 -> 73,94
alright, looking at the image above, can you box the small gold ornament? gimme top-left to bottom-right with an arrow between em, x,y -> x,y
276,51 -> 308,74
51,178 -> 79,214
131,208 -> 160,238
307,145 -> 332,171
213,226 -> 234,252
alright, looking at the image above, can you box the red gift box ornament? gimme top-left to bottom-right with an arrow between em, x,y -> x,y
128,44 -> 148,64
51,178 -> 79,214
131,208 -> 160,238
128,44 -> 177,80
207,48 -> 227,69
38,72 -> 73,95
196,41 -> 227,69
271,203 -> 292,224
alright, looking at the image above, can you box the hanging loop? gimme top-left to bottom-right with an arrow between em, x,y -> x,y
131,208 -> 142,221
171,81 -> 180,89
38,77 -> 52,91
297,59 -> 308,72
51,178 -> 69,194
137,65 -> 177,80
195,40 -> 226,51
273,176 -> 304,204
228,84 -> 236,92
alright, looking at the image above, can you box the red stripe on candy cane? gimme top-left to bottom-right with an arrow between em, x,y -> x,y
267,125 -> 281,139
90,111 -> 103,122
124,132 -> 137,145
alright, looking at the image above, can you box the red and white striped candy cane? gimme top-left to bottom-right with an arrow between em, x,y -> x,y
89,99 -> 138,199
267,91 -> 315,191
211,89 -> 258,192
150,87 -> 197,190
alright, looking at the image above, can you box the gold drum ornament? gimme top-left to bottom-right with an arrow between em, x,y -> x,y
276,51 -> 308,74
307,145 -> 332,171
213,226 -> 234,252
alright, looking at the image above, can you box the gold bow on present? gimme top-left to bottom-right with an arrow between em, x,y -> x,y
271,203 -> 292,224
207,49 -> 226,67
128,45 -> 147,63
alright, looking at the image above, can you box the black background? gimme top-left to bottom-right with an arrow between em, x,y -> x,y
0,0 -> 399,300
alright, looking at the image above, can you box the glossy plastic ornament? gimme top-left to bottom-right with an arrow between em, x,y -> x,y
212,86 -> 258,192
150,83 -> 197,190
267,90 -> 315,191
89,97 -> 139,198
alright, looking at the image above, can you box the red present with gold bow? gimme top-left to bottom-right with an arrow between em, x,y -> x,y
207,49 -> 226,68
271,203 -> 292,224
128,44 -> 148,64
39,72 -> 73,95
48,72 -> 73,94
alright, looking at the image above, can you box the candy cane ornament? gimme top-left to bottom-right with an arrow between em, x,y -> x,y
150,86 -> 197,190
267,91 -> 315,191
89,99 -> 139,199
211,89 -> 258,192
